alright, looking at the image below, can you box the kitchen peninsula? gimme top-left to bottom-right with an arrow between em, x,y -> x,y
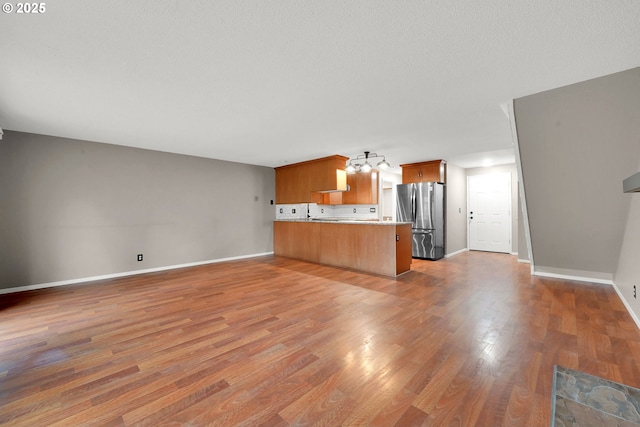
274,219 -> 412,277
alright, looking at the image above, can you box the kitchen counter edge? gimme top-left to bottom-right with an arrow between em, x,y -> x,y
274,219 -> 411,226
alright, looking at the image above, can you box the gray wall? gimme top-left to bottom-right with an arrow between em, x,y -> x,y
514,68 -> 640,281
466,164 -> 519,255
445,162 -> 467,256
0,131 -> 275,290
615,153 -> 640,322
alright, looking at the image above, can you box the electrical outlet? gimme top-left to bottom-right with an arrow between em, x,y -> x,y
137,254 -> 143,262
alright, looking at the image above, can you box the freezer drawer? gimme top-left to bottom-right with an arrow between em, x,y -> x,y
412,229 -> 444,260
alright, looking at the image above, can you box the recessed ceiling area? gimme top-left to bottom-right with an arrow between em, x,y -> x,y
1,2 -> 639,169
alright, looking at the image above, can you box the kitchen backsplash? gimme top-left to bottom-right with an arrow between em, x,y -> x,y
275,204 -> 309,220
276,203 -> 379,220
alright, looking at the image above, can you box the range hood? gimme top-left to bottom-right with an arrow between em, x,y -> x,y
623,172 -> 640,193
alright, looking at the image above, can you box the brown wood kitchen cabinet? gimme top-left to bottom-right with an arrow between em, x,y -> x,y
342,171 -> 379,204
275,155 -> 348,204
400,160 -> 446,184
274,220 -> 412,277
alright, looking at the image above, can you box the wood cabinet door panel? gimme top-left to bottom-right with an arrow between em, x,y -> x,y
343,171 -> 378,204
275,155 -> 348,203
342,174 -> 357,204
395,224 -> 412,274
419,162 -> 441,182
274,221 -> 321,261
401,166 -> 423,184
276,165 -> 309,204
401,160 -> 446,184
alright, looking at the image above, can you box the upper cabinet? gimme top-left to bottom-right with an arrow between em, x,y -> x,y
313,170 -> 379,205
275,155 -> 381,205
275,155 -> 348,204
400,160 -> 446,184
343,171 -> 379,204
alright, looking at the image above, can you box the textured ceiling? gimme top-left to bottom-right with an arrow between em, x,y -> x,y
1,1 -> 639,169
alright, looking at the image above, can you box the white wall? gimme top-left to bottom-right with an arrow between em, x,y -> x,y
445,163 -> 467,255
380,170 -> 402,221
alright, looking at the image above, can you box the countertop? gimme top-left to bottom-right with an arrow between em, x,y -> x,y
274,219 -> 411,226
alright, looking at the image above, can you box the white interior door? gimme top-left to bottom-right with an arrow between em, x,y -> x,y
468,173 -> 512,253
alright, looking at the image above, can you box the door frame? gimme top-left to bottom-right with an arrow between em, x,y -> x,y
466,172 -> 512,253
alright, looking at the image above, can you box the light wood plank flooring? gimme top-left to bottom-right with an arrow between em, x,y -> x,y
2,252 -> 640,426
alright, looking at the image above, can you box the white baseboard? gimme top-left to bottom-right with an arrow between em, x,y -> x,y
533,267 -> 640,331
612,281 -> 640,331
445,248 -> 468,258
445,249 -> 523,259
532,270 -> 614,286
517,258 -> 531,264
0,252 -> 274,295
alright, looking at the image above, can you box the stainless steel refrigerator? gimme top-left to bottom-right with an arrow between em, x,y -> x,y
396,182 -> 445,260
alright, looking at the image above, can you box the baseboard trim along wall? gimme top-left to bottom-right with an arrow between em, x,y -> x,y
445,249 -> 525,259
612,282 -> 640,331
0,252 -> 274,295
445,248 -> 468,258
532,267 -> 614,286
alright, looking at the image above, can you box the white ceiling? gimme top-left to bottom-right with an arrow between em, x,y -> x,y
1,1 -> 639,170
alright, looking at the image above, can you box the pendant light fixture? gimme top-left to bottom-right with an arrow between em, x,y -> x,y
345,151 -> 391,174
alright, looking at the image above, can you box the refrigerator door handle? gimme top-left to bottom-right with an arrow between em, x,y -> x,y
411,185 -> 416,223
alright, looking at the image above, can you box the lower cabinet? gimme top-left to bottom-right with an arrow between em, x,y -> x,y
274,221 -> 412,277
395,223 -> 412,275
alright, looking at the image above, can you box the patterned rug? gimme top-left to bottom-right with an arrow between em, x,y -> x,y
552,365 -> 640,426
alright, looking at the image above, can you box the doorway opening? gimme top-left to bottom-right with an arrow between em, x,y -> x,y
467,172 -> 512,253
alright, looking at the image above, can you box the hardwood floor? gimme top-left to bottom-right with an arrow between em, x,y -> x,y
2,251 -> 640,426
